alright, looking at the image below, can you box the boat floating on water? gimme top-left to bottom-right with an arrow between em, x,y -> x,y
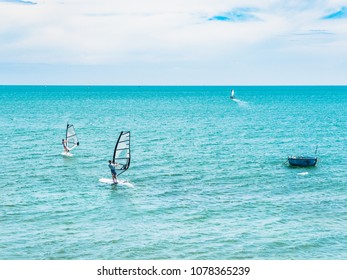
287,146 -> 318,167
288,156 -> 318,167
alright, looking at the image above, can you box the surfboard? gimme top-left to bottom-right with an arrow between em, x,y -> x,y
61,151 -> 73,157
99,178 -> 117,184
99,178 -> 134,188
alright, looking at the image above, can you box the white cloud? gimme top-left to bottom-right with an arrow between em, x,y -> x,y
0,0 -> 346,84
0,0 -> 36,4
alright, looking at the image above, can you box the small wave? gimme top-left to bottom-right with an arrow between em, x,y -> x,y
121,181 -> 135,188
232,99 -> 249,107
297,172 -> 309,176
99,178 -> 134,188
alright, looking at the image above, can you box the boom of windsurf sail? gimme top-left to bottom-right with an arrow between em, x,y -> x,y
66,122 -> 79,151
112,131 -> 130,176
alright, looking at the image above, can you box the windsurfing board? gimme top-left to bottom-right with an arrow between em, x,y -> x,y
99,178 -> 134,188
61,151 -> 73,157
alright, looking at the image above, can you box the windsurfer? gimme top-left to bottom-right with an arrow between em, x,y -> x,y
108,160 -> 118,183
230,89 -> 235,99
62,139 -> 69,153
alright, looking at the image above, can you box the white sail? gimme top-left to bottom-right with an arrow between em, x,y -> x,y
112,131 -> 130,176
230,89 -> 235,99
66,123 -> 79,151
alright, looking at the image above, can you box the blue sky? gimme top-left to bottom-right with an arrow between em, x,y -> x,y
0,0 -> 346,85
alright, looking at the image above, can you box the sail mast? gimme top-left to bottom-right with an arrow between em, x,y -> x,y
65,122 -> 69,141
113,132 -> 123,163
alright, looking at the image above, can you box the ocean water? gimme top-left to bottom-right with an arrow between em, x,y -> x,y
0,86 -> 346,260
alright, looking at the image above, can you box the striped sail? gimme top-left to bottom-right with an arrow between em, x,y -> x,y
112,131 -> 130,176
66,123 -> 79,151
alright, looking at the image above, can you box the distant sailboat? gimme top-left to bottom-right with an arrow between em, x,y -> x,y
230,89 -> 235,99
65,122 -> 80,151
287,146 -> 318,167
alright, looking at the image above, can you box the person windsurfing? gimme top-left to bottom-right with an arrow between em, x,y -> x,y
62,138 -> 69,153
108,160 -> 118,184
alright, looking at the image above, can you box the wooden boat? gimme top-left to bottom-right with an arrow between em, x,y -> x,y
288,156 -> 317,167
287,146 -> 318,167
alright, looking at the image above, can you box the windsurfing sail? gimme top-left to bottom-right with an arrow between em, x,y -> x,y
112,131 -> 130,176
230,89 -> 235,99
65,122 -> 79,151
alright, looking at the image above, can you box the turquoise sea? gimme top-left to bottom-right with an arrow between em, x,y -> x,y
0,86 -> 346,260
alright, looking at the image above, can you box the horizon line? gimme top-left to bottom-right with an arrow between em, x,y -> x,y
1,84 -> 347,87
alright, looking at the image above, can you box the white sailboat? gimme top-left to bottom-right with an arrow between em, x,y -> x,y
230,89 -> 235,99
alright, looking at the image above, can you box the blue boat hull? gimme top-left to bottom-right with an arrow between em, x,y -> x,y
288,156 -> 317,167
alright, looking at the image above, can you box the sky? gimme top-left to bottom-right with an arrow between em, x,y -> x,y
0,0 -> 346,85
